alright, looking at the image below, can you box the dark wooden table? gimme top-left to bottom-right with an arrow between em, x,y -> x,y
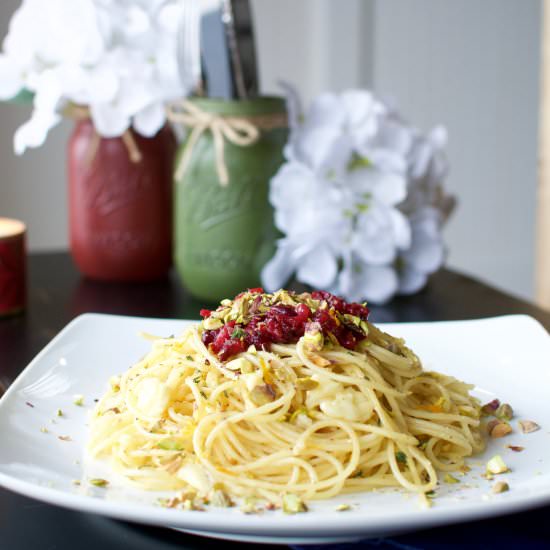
1,252 -> 549,550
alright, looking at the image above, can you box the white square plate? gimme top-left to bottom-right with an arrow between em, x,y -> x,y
0,314 -> 549,545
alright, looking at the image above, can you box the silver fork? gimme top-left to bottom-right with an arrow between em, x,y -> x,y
177,0 -> 201,95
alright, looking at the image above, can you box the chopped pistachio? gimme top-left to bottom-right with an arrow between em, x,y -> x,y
73,394 -> 84,406
335,504 -> 351,512
157,439 -> 183,451
250,384 -> 276,406
443,473 -> 460,484
342,314 -> 360,328
506,445 -> 524,452
303,324 -> 324,352
203,317 -> 223,330
182,498 -> 205,511
496,403 -> 513,421
492,481 -> 509,494
58,435 -> 72,441
240,496 -> 260,514
490,422 -> 512,438
72,479 -> 81,486
89,478 -> 109,487
56,409 -> 63,417
40,427 -> 48,433
487,455 -> 509,475
282,493 -> 308,514
518,420 -> 540,434
486,419 -> 501,434
481,399 -> 500,416
208,488 -> 234,508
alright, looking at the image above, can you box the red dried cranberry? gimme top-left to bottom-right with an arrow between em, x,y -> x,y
200,309 -> 212,318
201,290 -> 369,361
295,303 -> 311,322
344,302 -> 370,320
219,337 -> 246,361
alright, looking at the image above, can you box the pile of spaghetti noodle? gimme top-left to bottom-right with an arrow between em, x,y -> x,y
88,289 -> 484,502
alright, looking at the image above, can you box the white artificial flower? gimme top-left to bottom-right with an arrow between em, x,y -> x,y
403,126 -> 452,216
336,251 -> 399,304
262,88 -> 453,304
270,161 -> 345,239
0,0 -> 194,153
398,207 -> 445,295
14,69 -> 63,154
262,238 -> 340,292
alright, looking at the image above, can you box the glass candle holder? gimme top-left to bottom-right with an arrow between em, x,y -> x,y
0,218 -> 26,317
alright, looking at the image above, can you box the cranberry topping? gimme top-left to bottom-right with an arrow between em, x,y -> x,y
201,290 -> 370,361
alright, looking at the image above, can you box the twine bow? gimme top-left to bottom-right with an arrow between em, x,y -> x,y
64,104 -> 142,165
167,100 -> 287,187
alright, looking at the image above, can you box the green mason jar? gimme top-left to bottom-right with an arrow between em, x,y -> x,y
173,96 -> 288,303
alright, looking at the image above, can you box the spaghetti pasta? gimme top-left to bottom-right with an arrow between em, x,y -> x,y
88,289 -> 484,503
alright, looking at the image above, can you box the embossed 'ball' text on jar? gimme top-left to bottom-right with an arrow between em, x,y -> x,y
173,97 -> 288,303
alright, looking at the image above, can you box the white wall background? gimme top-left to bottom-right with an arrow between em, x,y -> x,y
372,0 -> 541,302
0,0 -> 71,251
0,0 -> 542,302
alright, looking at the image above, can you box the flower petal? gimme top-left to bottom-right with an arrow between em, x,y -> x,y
354,208 -> 396,265
338,256 -> 398,304
359,264 -> 399,304
86,65 -> 119,103
133,102 -> 165,137
261,241 -> 296,292
296,245 -> 338,289
398,266 -> 428,295
90,102 -> 131,138
14,108 -> 61,155
371,171 -> 407,206
403,208 -> 445,273
389,209 -> 411,250
404,235 -> 444,274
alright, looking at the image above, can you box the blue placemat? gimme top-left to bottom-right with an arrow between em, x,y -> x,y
292,505 -> 550,550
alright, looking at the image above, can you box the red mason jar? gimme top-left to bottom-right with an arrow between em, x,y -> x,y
68,120 -> 176,281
